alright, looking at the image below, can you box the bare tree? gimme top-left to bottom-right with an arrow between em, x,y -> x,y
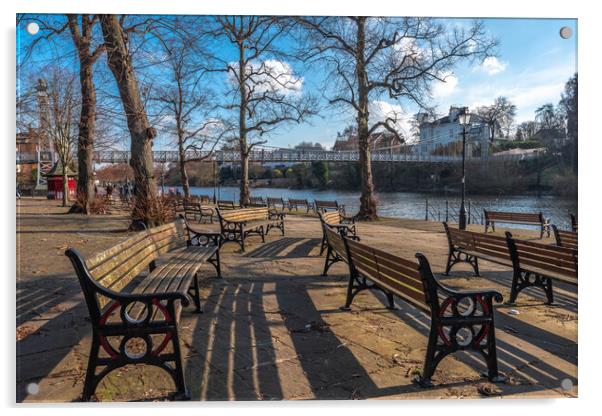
559,73 -> 577,174
99,14 -> 159,228
67,14 -> 105,213
476,96 -> 517,141
19,14 -> 107,213
298,17 -> 497,219
210,16 -> 317,206
535,103 -> 564,130
45,70 -> 79,207
516,121 -> 538,141
149,17 -> 229,199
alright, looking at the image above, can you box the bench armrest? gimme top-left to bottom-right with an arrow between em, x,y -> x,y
341,215 -> 355,224
187,228 -> 221,247
438,284 -> 504,304
180,215 -> 221,246
268,209 -> 286,220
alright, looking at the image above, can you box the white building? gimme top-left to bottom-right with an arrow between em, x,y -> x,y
418,106 -> 493,158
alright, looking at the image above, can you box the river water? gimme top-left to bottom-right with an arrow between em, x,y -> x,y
177,186 -> 577,231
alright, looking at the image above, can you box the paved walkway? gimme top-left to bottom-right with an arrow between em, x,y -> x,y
16,198 -> 577,401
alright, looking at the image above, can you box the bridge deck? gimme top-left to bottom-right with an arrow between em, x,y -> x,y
17,149 -> 532,164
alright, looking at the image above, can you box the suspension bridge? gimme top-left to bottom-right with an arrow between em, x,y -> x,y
16,146 -> 534,165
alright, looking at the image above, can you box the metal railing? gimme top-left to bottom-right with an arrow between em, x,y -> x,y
425,199 -> 484,225
16,148 -> 537,165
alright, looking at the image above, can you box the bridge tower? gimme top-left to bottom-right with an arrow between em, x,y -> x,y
35,78 -> 56,189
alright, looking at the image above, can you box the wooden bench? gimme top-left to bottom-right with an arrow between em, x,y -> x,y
64,217 -> 221,401
288,198 -> 313,213
320,216 -> 359,275
267,197 -> 287,212
248,196 -> 267,207
183,199 -> 215,224
318,209 -> 357,256
216,207 -> 285,252
552,225 -> 578,250
217,200 -> 237,210
336,236 -> 504,387
484,210 -> 550,239
570,214 -> 578,233
443,222 -> 512,276
315,199 -> 345,216
505,231 -> 577,304
197,194 -> 211,204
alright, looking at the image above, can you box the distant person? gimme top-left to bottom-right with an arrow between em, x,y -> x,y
106,184 -> 113,198
16,185 -> 21,199
94,184 -> 98,195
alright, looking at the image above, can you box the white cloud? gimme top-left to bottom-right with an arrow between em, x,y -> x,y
480,57 -> 508,75
369,100 -> 413,138
393,37 -> 422,60
228,59 -> 303,97
432,72 -> 459,98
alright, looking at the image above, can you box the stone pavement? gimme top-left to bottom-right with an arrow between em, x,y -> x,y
16,198 -> 577,401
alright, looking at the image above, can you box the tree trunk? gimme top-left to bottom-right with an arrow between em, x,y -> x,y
178,135 -> 190,198
73,59 -> 96,213
239,145 -> 250,206
100,15 -> 158,228
67,15 -> 97,214
238,43 -> 250,207
62,171 -> 69,207
355,18 -> 378,220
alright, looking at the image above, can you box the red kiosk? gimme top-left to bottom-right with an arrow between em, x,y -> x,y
44,161 -> 77,200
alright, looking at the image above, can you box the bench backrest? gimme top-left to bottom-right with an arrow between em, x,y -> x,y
315,200 -> 339,211
218,207 -> 269,223
552,225 -> 578,250
485,210 -> 543,224
267,197 -> 285,208
67,219 -> 188,312
505,232 -> 577,283
323,224 -> 348,263
319,209 -> 342,226
197,194 -> 210,204
249,196 -> 266,206
344,237 -> 428,313
218,200 -> 236,210
288,198 -> 308,206
183,199 -> 200,218
444,222 -> 511,263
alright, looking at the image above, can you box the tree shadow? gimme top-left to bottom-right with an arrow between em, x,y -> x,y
362,283 -> 577,394
184,279 -> 284,400
17,229 -> 129,235
244,237 -> 301,258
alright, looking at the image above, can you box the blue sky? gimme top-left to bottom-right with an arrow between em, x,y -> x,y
17,16 -> 577,151
271,18 -> 578,149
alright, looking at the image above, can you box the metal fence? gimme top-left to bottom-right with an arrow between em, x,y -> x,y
424,199 -> 485,225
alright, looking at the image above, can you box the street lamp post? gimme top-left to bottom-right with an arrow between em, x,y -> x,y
458,108 -> 471,230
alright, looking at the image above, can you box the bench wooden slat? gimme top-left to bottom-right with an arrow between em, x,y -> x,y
345,239 -> 427,311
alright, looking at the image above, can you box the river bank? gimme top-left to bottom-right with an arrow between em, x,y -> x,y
177,186 -> 577,231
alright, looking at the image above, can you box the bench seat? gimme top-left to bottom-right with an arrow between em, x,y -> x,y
217,207 -> 285,251
322,230 -> 504,387
443,222 -> 512,276
505,232 -> 577,304
65,217 -> 221,401
484,210 -> 550,239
